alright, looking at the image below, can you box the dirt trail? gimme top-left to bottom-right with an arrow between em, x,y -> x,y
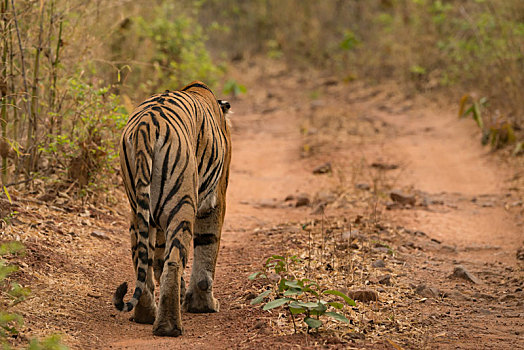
377,105 -> 522,262
7,64 -> 522,349
105,68 -> 522,348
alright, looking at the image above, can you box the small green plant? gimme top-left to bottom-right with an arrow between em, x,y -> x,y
339,30 -> 360,51
459,94 -> 518,151
0,242 -> 27,343
249,255 -> 355,333
222,79 -> 247,97
0,242 -> 67,349
459,93 -> 487,130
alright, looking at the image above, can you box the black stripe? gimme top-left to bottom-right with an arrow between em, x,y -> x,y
181,82 -> 212,92
155,154 -> 190,223
194,234 -> 218,246
166,195 -> 195,225
137,267 -> 146,282
132,286 -> 142,299
138,250 -> 148,263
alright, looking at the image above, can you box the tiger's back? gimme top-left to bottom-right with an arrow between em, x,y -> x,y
114,81 -> 231,337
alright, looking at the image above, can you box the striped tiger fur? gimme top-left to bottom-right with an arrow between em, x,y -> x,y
113,81 -> 231,337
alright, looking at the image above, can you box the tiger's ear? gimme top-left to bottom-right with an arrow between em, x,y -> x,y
218,100 -> 231,114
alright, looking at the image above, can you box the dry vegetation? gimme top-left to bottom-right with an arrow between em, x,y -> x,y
0,0 -> 523,348
0,0 -> 522,193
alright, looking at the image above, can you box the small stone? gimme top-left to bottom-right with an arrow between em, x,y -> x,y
390,190 -> 416,206
450,265 -> 480,284
312,162 -> 332,174
355,183 -> 370,191
371,259 -> 386,268
91,231 -> 110,240
295,193 -> 311,207
347,289 -> 379,302
378,274 -> 392,286
415,284 -> 440,298
284,194 -> 295,201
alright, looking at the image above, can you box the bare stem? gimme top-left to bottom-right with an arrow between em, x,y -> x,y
1,0 -> 9,184
10,0 -> 31,178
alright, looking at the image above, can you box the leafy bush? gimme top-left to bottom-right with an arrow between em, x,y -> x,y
222,79 -> 247,97
0,242 -> 66,349
459,94 -> 518,152
39,78 -> 127,188
115,2 -> 223,98
249,255 -> 355,333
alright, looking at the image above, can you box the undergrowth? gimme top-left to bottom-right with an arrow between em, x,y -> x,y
0,242 -> 67,349
249,255 -> 355,333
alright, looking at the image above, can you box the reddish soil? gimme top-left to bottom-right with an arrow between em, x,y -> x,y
3,61 -> 523,349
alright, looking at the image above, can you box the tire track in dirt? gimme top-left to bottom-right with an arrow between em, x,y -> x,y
379,106 -> 522,264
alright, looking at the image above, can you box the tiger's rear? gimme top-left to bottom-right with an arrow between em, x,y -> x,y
113,81 -> 231,336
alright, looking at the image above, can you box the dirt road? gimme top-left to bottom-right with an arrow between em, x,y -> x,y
8,62 -> 523,349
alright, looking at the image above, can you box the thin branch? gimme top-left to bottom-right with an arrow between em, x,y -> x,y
9,0 -> 30,114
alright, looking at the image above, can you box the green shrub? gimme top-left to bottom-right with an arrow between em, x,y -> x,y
249,255 -> 355,333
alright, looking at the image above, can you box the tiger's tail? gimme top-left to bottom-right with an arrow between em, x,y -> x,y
113,121 -> 154,313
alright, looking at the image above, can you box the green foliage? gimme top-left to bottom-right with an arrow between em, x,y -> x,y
339,30 -> 360,51
0,243 -> 67,349
127,2 -> 222,94
39,77 -> 127,187
250,255 -> 355,333
222,79 -> 247,97
459,94 -> 518,151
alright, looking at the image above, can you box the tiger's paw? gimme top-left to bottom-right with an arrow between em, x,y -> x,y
152,321 -> 183,337
183,282 -> 219,313
130,315 -> 155,324
133,297 -> 157,324
132,311 -> 156,325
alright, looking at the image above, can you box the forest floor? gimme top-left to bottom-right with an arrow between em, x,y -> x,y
2,60 -> 523,349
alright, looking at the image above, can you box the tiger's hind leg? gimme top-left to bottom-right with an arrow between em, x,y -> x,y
153,215 -> 193,337
183,200 -> 223,313
154,228 -> 185,299
130,219 -> 157,324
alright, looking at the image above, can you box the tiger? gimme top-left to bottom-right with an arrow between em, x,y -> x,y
113,81 -> 231,337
